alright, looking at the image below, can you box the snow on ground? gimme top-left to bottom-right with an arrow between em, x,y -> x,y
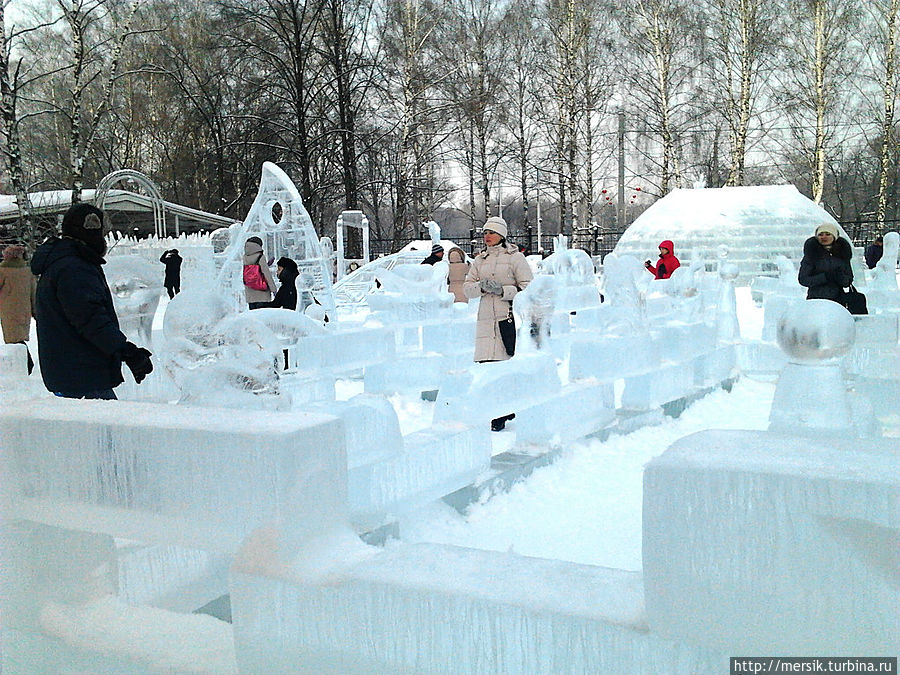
398,376 -> 775,572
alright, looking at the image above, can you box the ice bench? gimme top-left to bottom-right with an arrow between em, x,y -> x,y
230,542 -> 725,673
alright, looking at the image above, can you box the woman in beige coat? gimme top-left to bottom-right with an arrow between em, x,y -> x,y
0,245 -> 36,372
243,236 -> 278,309
464,217 -> 533,430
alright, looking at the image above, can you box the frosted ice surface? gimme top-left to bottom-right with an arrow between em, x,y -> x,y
644,429 -> 900,655
230,541 -> 726,674
2,399 -> 347,554
162,290 -> 287,408
613,185 -> 843,282
105,254 -> 161,345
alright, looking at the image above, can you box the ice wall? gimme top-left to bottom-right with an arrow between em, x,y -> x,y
231,543 -> 725,674
643,429 -> 900,654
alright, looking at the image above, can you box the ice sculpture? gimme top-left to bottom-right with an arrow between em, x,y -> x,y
512,274 -> 556,352
214,162 -> 335,314
162,289 -> 289,409
769,299 -> 876,437
539,235 -> 600,309
367,261 -> 454,322
716,260 -> 741,342
104,255 -> 161,345
613,185 -> 846,282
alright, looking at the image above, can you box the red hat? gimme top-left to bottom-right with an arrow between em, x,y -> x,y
659,240 -> 674,253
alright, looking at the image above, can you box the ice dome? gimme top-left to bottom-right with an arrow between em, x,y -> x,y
611,185 -> 848,282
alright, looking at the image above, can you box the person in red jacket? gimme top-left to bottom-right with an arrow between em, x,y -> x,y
644,239 -> 680,279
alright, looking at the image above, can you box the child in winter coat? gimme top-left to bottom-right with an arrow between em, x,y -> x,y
645,239 -> 680,279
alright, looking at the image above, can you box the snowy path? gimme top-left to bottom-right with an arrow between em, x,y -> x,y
398,376 -> 775,571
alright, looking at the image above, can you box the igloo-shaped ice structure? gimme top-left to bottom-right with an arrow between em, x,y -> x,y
612,185 -> 847,282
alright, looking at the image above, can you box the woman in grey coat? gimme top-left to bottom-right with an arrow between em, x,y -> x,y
464,216 -> 533,429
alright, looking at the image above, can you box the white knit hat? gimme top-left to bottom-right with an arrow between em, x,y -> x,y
815,222 -> 839,238
483,216 -> 508,239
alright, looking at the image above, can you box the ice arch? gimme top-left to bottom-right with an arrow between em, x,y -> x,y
95,169 -> 165,237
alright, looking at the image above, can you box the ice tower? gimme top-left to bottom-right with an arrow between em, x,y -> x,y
215,162 -> 335,314
613,185 -> 847,282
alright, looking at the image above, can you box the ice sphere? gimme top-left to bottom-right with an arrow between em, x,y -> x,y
776,298 -> 855,364
643,429 -> 900,655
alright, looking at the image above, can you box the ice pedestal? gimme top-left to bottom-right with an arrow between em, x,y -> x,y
769,299 -> 878,438
643,429 -> 900,655
230,542 -> 724,674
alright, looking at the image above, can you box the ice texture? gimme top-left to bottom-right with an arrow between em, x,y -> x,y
231,542 -> 726,674
104,254 -> 162,345
643,429 -> 900,655
1,399 -> 347,555
613,185 -> 844,282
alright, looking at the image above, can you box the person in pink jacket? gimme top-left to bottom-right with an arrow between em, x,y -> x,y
644,239 -> 680,279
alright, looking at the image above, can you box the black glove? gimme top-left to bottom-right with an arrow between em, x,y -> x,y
121,341 -> 153,384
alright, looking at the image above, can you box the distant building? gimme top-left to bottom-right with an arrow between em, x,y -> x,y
0,189 -> 234,243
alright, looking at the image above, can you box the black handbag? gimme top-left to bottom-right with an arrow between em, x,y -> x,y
843,285 -> 868,315
498,305 -> 516,356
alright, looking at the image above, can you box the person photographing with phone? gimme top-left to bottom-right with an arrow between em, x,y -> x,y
644,239 -> 680,279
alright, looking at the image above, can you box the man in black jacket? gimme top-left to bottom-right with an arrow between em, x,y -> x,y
159,248 -> 182,298
31,203 -> 153,399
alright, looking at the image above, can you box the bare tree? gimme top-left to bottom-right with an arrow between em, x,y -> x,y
704,0 -> 778,186
55,0 -> 142,202
869,0 -> 900,222
499,0 -> 542,235
621,0 -> 697,196
0,3 -> 38,245
778,0 -> 859,203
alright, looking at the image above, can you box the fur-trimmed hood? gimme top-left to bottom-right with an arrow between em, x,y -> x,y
803,235 -> 852,261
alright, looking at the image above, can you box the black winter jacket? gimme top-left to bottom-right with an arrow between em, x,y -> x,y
262,268 -> 299,310
31,237 -> 128,393
798,236 -> 853,302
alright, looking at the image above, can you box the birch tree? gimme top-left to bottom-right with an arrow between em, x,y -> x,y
57,0 -> 142,202
869,0 -> 900,222
622,0 -> 696,196
0,3 -> 37,245
780,0 -> 859,203
499,0 -> 541,233
543,0 -> 590,234
444,0 -> 504,227
704,0 -> 777,186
